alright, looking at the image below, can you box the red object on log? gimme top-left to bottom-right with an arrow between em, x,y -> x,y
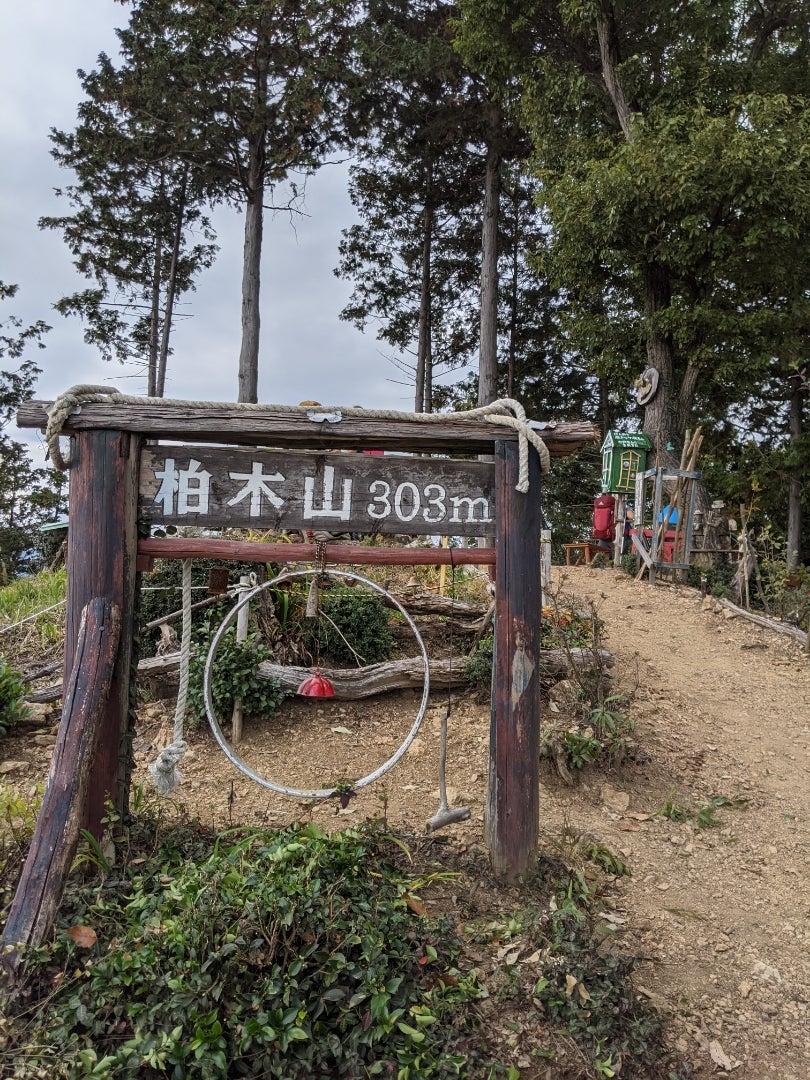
297,670 -> 335,698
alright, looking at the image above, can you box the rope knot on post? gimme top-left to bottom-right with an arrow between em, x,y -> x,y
148,739 -> 188,795
45,384 -> 121,469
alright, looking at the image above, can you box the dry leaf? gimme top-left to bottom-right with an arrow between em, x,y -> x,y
330,726 -> 352,735
576,981 -> 592,1003
66,925 -> 97,948
564,973 -> 578,998
709,1040 -> 734,1071
505,949 -> 521,967
404,893 -> 426,916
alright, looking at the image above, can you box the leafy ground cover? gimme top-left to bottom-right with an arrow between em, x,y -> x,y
0,802 -> 688,1080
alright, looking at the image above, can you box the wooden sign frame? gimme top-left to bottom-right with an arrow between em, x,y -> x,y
13,400 -> 600,886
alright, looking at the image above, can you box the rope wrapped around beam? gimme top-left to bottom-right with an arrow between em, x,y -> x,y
45,387 -> 550,492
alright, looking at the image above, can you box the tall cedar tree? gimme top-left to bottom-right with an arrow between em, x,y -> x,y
344,0 -> 543,411
456,0 -> 810,546
111,0 -> 355,403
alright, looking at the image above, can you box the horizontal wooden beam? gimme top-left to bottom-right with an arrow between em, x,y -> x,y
18,400 -> 598,456
138,537 -> 496,567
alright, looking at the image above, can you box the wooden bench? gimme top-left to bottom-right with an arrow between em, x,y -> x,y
563,541 -> 600,567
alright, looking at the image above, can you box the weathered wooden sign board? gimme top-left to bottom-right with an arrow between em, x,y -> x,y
140,447 -> 496,537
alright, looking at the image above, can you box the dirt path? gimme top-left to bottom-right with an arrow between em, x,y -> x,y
551,567 -> 810,1079
3,566 -> 808,1077
127,566 -> 808,1077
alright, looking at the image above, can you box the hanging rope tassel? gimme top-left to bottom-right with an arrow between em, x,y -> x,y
149,558 -> 192,795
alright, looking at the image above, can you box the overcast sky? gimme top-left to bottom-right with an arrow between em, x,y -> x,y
2,1 -> 452,461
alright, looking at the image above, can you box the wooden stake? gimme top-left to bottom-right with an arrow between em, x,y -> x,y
1,599 -> 121,990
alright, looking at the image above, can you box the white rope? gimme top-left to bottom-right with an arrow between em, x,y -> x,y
45,387 -> 550,490
0,599 -> 66,634
148,558 -> 191,795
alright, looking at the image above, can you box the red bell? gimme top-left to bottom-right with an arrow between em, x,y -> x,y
297,669 -> 335,698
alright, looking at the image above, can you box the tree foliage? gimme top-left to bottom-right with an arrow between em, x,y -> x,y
0,284 -> 65,578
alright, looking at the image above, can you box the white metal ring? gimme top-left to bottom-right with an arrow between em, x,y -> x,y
203,567 -> 430,800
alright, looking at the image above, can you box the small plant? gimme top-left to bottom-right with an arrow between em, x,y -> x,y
466,634 -> 493,696
0,655 -> 28,736
187,627 -> 288,727
654,790 -> 749,829
0,783 -> 42,913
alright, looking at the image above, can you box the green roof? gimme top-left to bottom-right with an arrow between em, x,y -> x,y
600,430 -> 652,452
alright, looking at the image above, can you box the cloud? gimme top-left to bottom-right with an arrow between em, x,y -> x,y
2,0 -> 416,472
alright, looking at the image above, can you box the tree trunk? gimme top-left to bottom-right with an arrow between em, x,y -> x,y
157,166 -> 188,399
415,179 -> 434,413
478,131 -> 501,407
596,11 -> 634,138
238,137 -> 265,404
147,228 -> 163,398
641,261 -> 677,464
598,373 -> 612,439
506,183 -> 520,399
786,373 -> 805,570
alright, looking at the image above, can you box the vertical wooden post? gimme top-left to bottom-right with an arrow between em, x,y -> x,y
64,430 -> 140,836
613,494 -> 626,567
2,599 -> 121,988
486,439 -> 542,878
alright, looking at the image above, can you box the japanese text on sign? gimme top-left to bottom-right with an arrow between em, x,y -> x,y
139,448 -> 496,537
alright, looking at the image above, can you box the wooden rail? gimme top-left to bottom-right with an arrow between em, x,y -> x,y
138,537 -> 496,569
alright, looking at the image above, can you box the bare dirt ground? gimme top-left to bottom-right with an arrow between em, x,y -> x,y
3,566 -> 808,1077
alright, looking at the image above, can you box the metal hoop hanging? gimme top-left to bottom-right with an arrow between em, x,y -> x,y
202,567 -> 430,800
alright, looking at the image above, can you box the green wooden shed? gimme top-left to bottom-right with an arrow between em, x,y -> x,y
600,431 -> 652,494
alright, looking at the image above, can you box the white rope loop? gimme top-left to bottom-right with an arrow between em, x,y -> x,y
44,387 -> 550,489
148,558 -> 191,795
45,384 -> 121,469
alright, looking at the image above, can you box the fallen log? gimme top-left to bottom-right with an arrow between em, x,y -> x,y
138,646 -> 612,697
1,598 -> 121,992
714,598 -> 808,647
384,593 -> 487,619
255,648 -> 612,699
24,684 -> 63,704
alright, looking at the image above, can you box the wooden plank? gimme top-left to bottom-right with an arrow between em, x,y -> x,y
1,599 -> 121,989
64,430 -> 140,834
138,537 -> 496,565
139,446 -> 496,537
486,440 -> 542,879
18,399 -> 599,457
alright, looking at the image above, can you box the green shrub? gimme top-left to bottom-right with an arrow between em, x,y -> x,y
138,558 -> 259,657
0,655 -> 27,737
466,634 -> 493,694
187,627 -> 288,728
10,822 -> 496,1079
307,588 -> 392,666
